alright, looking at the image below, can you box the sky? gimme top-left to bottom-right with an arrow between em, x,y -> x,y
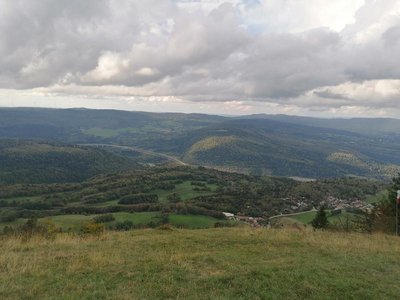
1,0 -> 400,117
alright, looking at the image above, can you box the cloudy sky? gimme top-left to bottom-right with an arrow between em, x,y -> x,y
1,0 -> 400,117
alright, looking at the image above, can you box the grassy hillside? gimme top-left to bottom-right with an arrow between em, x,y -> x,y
1,228 -> 399,299
0,140 -> 136,184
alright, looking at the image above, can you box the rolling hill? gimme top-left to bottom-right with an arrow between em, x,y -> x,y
160,118 -> 400,179
0,140 -> 136,184
1,108 -> 400,179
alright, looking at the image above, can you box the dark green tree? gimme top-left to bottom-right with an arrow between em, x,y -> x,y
167,192 -> 181,203
374,173 -> 400,233
311,205 -> 329,229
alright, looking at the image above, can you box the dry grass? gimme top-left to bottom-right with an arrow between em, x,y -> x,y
1,228 -> 400,299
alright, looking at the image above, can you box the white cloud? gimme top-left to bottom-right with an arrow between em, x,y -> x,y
0,0 -> 400,117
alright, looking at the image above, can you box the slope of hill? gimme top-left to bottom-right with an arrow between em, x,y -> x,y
0,166 -> 384,230
1,228 -> 399,299
169,119 -> 400,179
0,107 -> 224,144
1,108 -> 400,179
0,140 -> 136,184
250,114 -> 400,136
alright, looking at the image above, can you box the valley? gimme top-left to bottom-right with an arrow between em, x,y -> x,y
1,108 -> 400,179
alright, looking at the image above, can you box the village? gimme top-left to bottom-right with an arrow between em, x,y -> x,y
222,195 -> 373,228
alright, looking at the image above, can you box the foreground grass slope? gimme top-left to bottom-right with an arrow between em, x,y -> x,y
1,228 -> 399,299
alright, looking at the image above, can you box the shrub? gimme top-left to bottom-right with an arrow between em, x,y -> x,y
0,210 -> 18,222
118,194 -> 158,205
166,192 -> 181,203
191,181 -> 206,187
158,223 -> 173,230
93,214 -> 115,223
80,222 -> 105,235
160,213 -> 169,225
115,221 -> 134,231
214,221 -> 233,228
3,219 -> 59,240
155,182 -> 175,190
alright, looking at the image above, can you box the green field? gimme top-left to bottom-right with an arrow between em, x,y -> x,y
154,181 -> 217,202
168,214 -> 226,229
0,212 -> 231,232
366,190 -> 388,204
290,211 -> 317,223
1,228 -> 399,299
278,210 -> 357,226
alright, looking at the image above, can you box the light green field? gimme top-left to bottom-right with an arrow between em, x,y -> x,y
366,190 -> 388,204
42,215 -> 94,231
94,181 -> 217,207
152,181 -> 217,202
284,210 -> 357,226
290,211 -> 317,223
1,228 -> 399,299
168,214 -> 226,229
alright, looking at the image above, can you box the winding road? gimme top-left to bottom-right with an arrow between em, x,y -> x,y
268,208 -> 317,221
80,143 -> 188,166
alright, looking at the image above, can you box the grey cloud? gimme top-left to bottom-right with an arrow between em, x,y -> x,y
1,0 -> 400,112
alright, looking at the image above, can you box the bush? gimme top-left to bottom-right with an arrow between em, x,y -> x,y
115,221 -> 134,231
214,221 -> 236,228
80,222 -> 105,235
155,182 -> 175,190
0,210 -> 18,222
3,218 -> 59,240
167,192 -> 181,203
191,181 -> 206,187
93,214 -> 115,223
160,213 -> 169,225
118,194 -> 158,205
158,223 -> 173,230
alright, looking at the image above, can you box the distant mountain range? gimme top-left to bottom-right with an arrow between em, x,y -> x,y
1,107 -> 399,180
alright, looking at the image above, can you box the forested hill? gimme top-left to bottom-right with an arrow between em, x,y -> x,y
0,140 -> 136,184
248,114 -> 400,136
1,108 -> 400,179
169,118 -> 400,179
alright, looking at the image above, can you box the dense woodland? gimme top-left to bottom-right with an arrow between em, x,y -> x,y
0,140 -> 136,184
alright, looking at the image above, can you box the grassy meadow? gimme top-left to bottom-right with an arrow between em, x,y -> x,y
273,210 -> 358,228
1,227 -> 399,299
0,212 -> 233,232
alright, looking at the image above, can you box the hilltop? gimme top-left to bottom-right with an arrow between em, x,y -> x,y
1,228 -> 399,299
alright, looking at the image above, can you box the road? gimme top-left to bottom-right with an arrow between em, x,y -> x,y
80,143 -> 188,166
268,208 -> 317,221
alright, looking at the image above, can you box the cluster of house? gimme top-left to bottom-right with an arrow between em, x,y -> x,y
325,196 -> 373,211
222,195 -> 372,228
222,212 -> 263,228
288,199 -> 311,211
